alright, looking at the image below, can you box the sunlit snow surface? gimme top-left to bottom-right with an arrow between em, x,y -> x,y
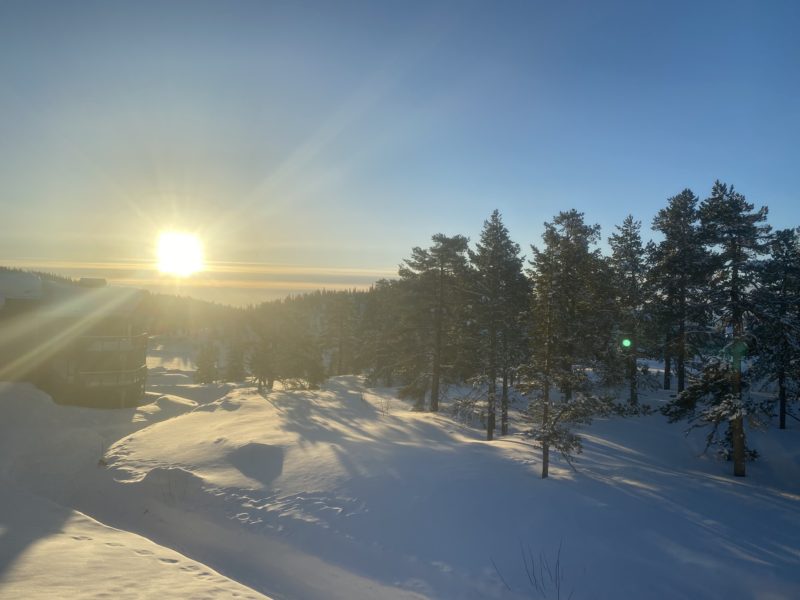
1,340 -> 799,599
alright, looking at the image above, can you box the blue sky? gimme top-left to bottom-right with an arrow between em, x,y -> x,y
1,0 -> 798,304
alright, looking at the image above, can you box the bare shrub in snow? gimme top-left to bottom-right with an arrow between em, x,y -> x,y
493,541 -> 577,599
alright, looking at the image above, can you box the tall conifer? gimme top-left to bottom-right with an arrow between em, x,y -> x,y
470,210 -> 529,439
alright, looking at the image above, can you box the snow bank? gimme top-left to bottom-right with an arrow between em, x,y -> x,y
2,348 -> 800,599
0,479 -> 267,599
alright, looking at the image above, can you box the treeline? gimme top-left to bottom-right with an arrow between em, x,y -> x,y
142,292 -> 245,335
213,180 -> 798,478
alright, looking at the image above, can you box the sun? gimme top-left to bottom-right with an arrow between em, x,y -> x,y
157,232 -> 204,276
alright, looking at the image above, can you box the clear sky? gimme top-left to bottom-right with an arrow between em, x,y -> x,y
1,0 -> 798,305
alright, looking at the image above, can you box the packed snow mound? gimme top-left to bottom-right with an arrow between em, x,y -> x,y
193,394 -> 246,412
135,394 -> 198,422
227,443 -> 285,486
136,466 -> 206,490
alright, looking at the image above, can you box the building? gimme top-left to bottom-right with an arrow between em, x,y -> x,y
0,270 -> 148,407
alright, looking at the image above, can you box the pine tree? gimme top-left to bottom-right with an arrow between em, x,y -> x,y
357,279 -> 405,386
526,210 -> 609,477
249,299 -> 325,389
280,302 -> 325,387
470,210 -> 529,439
608,215 -> 648,404
225,339 -> 246,382
664,181 -> 771,477
751,228 -> 800,429
194,340 -> 218,384
323,292 -> 359,376
523,372 -> 613,478
250,334 -> 276,392
649,189 -> 710,392
661,357 -> 768,461
399,234 -> 470,411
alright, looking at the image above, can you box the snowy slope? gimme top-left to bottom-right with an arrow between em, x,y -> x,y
2,339 -> 800,599
0,381 -> 269,599
0,480 -> 266,600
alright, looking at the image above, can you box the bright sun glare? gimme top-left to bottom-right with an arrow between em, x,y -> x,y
157,232 -> 204,277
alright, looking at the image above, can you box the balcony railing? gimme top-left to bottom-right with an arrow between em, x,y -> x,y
82,333 -> 148,353
79,365 -> 147,388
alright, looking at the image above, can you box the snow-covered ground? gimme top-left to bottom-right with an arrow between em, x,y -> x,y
2,338 -> 800,599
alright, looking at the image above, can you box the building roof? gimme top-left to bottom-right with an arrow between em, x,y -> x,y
0,270 -> 43,302
0,270 -> 146,320
41,280 -> 145,319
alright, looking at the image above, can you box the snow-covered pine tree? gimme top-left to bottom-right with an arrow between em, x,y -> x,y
525,210 -> 610,477
663,181 -> 771,477
470,210 -> 529,439
661,356 -> 768,460
523,370 -> 613,478
751,228 -> 800,429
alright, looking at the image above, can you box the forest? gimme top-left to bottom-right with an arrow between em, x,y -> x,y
158,180 -> 799,479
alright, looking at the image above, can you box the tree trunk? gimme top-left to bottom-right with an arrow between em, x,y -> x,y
562,359 -> 572,401
336,314 -> 344,376
731,338 -> 746,477
430,266 -> 445,412
501,370 -> 509,436
663,334 -> 672,390
779,369 -> 787,430
541,379 -> 550,479
730,261 -> 747,477
486,373 -> 496,442
414,389 -> 425,411
541,442 -> 549,479
487,319 -> 497,440
628,352 -> 638,405
731,415 -> 746,477
429,362 -> 441,412
677,279 -> 687,393
677,319 -> 686,393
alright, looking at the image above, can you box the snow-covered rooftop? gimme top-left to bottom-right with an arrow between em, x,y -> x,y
41,280 -> 145,318
0,271 -> 145,318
